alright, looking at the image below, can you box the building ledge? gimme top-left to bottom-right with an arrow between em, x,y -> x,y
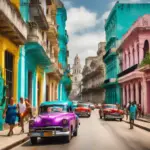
117,64 -> 138,78
138,65 -> 150,72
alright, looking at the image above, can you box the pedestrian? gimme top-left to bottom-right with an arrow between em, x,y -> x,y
126,101 -> 131,120
18,97 -> 26,133
3,97 -> 18,136
129,101 -> 137,129
137,104 -> 142,118
24,98 -> 32,120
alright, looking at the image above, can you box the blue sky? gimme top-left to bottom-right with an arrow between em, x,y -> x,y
62,0 -> 150,66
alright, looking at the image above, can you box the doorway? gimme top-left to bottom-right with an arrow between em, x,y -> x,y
46,85 -> 49,101
5,51 -> 14,100
28,72 -> 32,104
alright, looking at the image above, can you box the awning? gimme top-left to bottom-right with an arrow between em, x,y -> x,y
25,42 -> 51,68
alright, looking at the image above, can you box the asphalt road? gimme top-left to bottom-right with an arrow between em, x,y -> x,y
13,110 -> 150,150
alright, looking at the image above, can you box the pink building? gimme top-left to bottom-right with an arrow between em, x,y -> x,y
118,15 -> 150,115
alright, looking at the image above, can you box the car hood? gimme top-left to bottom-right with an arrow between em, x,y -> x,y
75,107 -> 90,111
104,108 -> 123,113
30,112 -> 74,127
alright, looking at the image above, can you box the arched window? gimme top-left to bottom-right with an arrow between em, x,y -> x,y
143,40 -> 149,58
137,44 -> 139,64
133,48 -> 135,65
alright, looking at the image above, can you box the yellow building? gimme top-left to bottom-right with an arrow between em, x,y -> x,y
0,0 -> 27,101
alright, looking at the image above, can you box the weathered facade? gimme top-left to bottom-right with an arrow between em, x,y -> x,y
103,2 -> 150,104
117,15 -> 150,115
82,42 -> 105,104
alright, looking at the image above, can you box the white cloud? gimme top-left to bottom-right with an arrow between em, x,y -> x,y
67,7 -> 97,34
66,6 -> 105,67
62,0 -> 73,9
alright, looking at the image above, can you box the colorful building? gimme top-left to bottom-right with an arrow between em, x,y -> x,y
0,0 -> 27,130
56,0 -> 71,101
118,15 -> 150,115
103,2 -> 150,104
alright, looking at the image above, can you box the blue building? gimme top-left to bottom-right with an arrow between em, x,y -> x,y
56,0 -> 71,101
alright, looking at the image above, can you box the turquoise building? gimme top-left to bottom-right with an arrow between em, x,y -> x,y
18,0 -> 51,109
103,2 -> 150,104
56,1 -> 71,101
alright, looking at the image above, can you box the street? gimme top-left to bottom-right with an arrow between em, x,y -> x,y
13,110 -> 150,150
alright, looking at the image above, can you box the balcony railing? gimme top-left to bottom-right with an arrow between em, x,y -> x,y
0,0 -> 27,45
27,22 -> 48,52
30,0 -> 49,30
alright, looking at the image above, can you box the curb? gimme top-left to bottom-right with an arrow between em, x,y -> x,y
123,120 -> 150,132
1,136 -> 29,150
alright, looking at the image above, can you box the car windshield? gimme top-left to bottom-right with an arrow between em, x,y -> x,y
40,105 -> 67,113
103,105 -> 117,109
77,104 -> 89,108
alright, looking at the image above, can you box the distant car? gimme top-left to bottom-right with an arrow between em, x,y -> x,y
89,104 -> 95,110
95,104 -> 101,109
99,104 -> 124,121
75,103 -> 91,117
29,101 -> 80,145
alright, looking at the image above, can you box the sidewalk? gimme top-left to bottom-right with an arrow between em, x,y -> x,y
123,117 -> 150,131
0,123 -> 29,150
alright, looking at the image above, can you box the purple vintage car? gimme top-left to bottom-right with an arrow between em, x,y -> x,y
29,101 -> 80,145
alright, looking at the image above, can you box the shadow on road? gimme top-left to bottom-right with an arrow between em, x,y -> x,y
21,137 -> 71,147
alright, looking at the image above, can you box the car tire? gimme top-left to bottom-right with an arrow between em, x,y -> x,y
65,129 -> 72,143
30,137 -> 37,145
120,118 -> 122,121
73,127 -> 78,136
88,114 -> 91,118
104,115 -> 107,121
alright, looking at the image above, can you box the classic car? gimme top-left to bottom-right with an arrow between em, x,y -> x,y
75,103 -> 91,117
99,104 -> 124,121
29,101 -> 80,145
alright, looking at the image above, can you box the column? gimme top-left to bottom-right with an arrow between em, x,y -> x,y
135,82 -> 139,104
123,53 -> 125,71
134,41 -> 138,64
130,83 -> 134,101
125,50 -> 129,69
122,85 -> 125,106
129,47 -> 133,67
142,79 -> 147,114
49,82 -> 52,101
126,85 -> 129,103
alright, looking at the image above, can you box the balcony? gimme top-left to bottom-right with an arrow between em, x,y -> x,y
30,0 -> 49,30
0,0 -> 27,45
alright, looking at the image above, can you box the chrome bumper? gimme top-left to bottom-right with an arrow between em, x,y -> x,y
76,112 -> 90,116
105,115 -> 124,119
29,131 -> 70,137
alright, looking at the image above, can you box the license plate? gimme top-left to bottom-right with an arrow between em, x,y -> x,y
31,133 -> 41,137
44,131 -> 52,137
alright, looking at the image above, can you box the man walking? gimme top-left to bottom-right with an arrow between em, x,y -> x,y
129,101 -> 137,129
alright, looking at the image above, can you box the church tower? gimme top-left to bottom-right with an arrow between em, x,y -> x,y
70,54 -> 82,99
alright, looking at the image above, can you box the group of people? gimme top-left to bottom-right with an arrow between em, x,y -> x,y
125,101 -> 142,129
3,97 -> 32,136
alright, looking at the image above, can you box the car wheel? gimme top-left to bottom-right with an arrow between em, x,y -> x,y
120,118 -> 122,121
73,127 -> 78,136
104,115 -> 107,121
88,114 -> 91,118
30,137 -> 37,145
65,129 -> 72,143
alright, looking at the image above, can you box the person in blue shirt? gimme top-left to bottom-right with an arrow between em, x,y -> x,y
129,101 -> 137,129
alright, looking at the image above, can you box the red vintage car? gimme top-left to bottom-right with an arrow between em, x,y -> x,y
99,104 -> 124,121
75,103 -> 91,117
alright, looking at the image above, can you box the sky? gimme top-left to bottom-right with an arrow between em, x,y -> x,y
62,0 -> 150,67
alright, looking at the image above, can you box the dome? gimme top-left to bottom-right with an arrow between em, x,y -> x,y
55,0 -> 64,8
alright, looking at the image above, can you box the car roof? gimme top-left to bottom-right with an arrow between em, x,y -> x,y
40,101 -> 73,107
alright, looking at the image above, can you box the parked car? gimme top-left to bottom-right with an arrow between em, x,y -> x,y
29,101 -> 80,145
99,104 -> 124,121
75,103 -> 91,117
95,104 -> 101,109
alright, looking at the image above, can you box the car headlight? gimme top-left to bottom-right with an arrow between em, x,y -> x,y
62,119 -> 68,125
